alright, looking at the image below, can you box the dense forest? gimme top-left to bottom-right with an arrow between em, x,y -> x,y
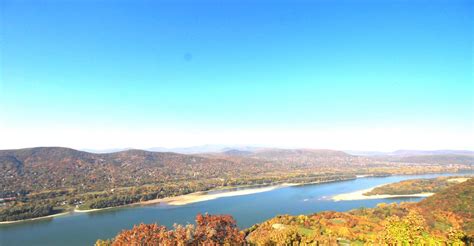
96,178 -> 473,245
1,147 -> 473,222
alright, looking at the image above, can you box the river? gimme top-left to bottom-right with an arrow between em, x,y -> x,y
0,172 -> 471,246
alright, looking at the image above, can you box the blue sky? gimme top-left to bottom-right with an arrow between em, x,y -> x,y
0,0 -> 473,150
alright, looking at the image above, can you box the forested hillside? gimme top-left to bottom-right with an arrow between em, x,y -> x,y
416,178 -> 474,236
1,147 -> 261,193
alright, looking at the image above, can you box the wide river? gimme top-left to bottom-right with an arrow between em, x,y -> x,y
1,172 -> 471,246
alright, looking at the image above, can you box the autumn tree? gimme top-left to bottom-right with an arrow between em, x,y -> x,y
381,211 -> 440,245
112,223 -> 170,245
96,214 -> 244,246
194,213 -> 245,245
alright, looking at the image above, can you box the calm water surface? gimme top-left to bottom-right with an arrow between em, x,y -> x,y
1,172 -> 471,246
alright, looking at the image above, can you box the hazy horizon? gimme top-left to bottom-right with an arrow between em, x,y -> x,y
1,0 -> 473,151
1,144 -> 473,155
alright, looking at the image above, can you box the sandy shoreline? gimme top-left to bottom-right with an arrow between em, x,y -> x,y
332,185 -> 434,201
141,183 -> 297,206
139,179 -> 350,206
0,211 -> 70,225
70,183 -> 298,215
74,208 -> 104,213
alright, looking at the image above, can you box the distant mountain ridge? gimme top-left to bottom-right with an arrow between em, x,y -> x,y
390,149 -> 474,156
83,145 -> 264,154
80,145 -> 474,157
346,149 -> 474,156
221,149 -> 253,156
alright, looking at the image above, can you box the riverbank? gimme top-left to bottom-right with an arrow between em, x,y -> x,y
74,208 -> 104,213
69,184 -> 290,214
140,178 -> 358,206
0,211 -> 70,225
142,183 -> 297,206
332,185 -> 434,201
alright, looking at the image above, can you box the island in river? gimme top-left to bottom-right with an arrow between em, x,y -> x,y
332,175 -> 470,201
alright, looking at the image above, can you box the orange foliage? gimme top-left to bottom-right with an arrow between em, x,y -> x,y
107,214 -> 244,246
194,214 -> 245,245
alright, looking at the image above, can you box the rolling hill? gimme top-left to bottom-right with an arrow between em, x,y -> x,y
0,147 -> 245,195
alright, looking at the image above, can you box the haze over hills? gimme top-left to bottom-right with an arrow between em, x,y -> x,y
346,149 -> 474,156
209,148 -> 352,164
82,145 -> 263,154
78,146 -> 474,166
80,145 -> 474,157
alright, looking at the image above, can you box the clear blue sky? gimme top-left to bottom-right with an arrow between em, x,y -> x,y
0,0 -> 473,150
